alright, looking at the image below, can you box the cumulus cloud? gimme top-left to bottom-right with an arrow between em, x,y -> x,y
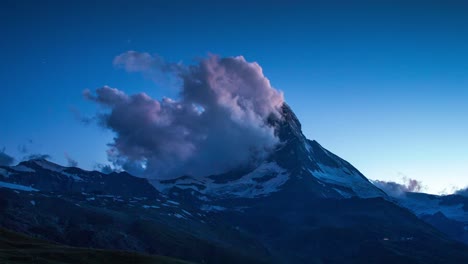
373,177 -> 424,197
0,148 -> 15,166
64,152 -> 78,167
85,52 -> 284,178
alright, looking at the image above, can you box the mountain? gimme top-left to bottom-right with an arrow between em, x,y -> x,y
0,227 -> 189,264
391,192 -> 468,245
0,158 -> 158,197
1,103 -> 468,263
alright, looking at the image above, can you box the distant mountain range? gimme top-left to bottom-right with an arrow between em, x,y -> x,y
393,192 -> 468,245
1,104 -> 467,263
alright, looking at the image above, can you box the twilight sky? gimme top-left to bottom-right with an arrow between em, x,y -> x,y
1,0 -> 467,194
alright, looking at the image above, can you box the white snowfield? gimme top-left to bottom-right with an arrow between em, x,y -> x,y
153,162 -> 290,198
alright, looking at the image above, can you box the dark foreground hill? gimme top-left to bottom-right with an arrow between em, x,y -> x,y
0,227 -> 190,264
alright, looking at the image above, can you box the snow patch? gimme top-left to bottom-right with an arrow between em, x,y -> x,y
174,213 -> 185,219
142,205 -> 160,209
182,209 -> 192,216
167,200 -> 180,205
304,141 -> 312,153
152,162 -> 290,199
62,172 -> 84,181
206,162 -> 289,198
201,205 -> 226,212
332,188 -> 352,198
11,165 -> 35,173
197,195 -> 210,201
33,159 -> 64,172
96,194 -> 118,198
308,165 -> 383,198
0,181 -> 39,192
0,168 -> 10,178
151,177 -> 206,192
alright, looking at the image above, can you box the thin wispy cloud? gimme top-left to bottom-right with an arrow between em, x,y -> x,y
372,176 -> 424,197
64,152 -> 78,167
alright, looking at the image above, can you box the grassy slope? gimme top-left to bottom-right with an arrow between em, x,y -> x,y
0,228 -> 191,264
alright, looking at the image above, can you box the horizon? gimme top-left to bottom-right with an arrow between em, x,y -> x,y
1,1 -> 467,195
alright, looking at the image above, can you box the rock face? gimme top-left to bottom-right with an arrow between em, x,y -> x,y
1,103 -> 468,263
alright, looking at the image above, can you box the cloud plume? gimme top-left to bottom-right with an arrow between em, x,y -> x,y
85,52 -> 284,178
372,177 -> 424,197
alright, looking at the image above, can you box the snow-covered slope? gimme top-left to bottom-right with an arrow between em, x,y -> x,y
153,162 -> 289,198
304,139 -> 385,198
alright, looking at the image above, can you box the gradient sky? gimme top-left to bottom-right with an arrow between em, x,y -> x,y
1,0 -> 467,194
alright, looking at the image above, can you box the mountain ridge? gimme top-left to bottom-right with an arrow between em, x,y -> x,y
1,103 -> 467,263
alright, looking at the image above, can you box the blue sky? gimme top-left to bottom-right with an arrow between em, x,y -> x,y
1,0 -> 467,194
